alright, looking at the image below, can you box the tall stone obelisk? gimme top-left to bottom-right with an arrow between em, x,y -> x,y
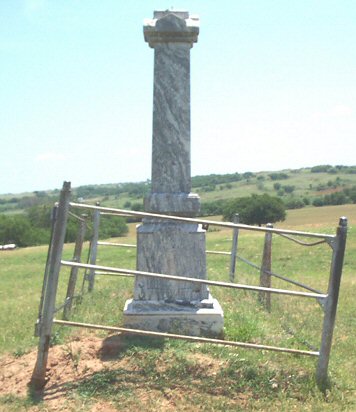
123,11 -> 223,337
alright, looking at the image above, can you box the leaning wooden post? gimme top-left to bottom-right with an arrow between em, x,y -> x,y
63,214 -> 87,320
30,181 -> 71,389
259,223 -> 273,312
316,217 -> 347,391
35,204 -> 58,337
88,203 -> 100,292
229,213 -> 239,282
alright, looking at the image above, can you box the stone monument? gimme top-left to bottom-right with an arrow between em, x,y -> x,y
123,10 -> 224,337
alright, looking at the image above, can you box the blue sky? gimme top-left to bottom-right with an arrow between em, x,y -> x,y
1,1 -> 355,194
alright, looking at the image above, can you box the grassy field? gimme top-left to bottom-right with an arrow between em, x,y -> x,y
0,204 -> 355,411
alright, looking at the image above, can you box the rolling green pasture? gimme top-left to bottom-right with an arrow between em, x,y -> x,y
99,169 -> 356,208
1,204 -> 356,410
196,170 -> 356,202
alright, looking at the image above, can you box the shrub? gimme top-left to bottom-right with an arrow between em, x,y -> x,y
0,214 -> 49,247
223,194 -> 286,226
311,165 -> 333,173
312,198 -> 325,207
269,173 -> 289,180
200,199 -> 228,216
282,185 -> 295,194
285,199 -> 305,210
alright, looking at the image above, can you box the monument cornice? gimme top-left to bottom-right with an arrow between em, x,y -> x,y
144,11 -> 199,47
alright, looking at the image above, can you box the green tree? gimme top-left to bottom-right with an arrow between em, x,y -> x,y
282,185 -> 295,194
223,194 -> 286,226
99,215 -> 128,238
0,214 -> 48,246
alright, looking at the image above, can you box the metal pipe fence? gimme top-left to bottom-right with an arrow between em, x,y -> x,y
69,201 -> 335,239
31,182 -> 347,393
61,260 -> 327,300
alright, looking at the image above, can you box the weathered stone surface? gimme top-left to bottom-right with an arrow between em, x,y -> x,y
123,297 -> 224,338
135,222 -> 208,302
144,11 -> 199,47
151,42 -> 191,195
144,193 -> 200,216
124,10 -> 223,338
144,10 -> 200,214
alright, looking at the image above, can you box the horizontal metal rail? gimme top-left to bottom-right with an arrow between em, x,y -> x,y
95,270 -> 135,277
97,240 -> 230,256
206,250 -> 231,255
97,241 -> 136,248
53,319 -> 319,357
69,202 -> 334,240
91,238 -> 325,296
61,260 -> 327,300
100,211 -> 133,217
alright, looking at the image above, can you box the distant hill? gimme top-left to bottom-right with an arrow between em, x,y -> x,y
1,165 -> 356,216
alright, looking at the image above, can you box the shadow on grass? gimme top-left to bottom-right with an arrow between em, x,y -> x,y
99,332 -> 165,361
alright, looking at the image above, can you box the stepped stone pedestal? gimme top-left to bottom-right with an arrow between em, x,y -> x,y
123,10 -> 224,337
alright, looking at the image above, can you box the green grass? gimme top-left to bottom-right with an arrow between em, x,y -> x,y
1,204 -> 356,410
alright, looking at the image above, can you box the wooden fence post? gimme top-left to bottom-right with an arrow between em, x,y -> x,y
259,223 -> 273,312
88,203 -> 100,292
63,214 -> 87,320
229,213 -> 239,282
35,204 -> 58,337
30,182 -> 71,389
316,217 -> 348,391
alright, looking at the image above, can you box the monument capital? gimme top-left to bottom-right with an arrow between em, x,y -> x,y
144,10 -> 199,48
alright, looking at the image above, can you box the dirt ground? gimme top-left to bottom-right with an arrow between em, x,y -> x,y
0,333 -> 231,412
0,334 -> 124,411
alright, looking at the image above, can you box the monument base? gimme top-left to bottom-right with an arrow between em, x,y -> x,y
123,296 -> 224,338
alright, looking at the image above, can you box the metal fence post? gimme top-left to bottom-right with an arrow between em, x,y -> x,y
229,213 -> 239,282
316,217 -> 348,391
30,182 -> 71,389
63,214 -> 87,320
259,223 -> 273,312
88,203 -> 100,292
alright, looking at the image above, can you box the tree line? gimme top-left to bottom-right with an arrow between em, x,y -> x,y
0,204 -> 128,247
